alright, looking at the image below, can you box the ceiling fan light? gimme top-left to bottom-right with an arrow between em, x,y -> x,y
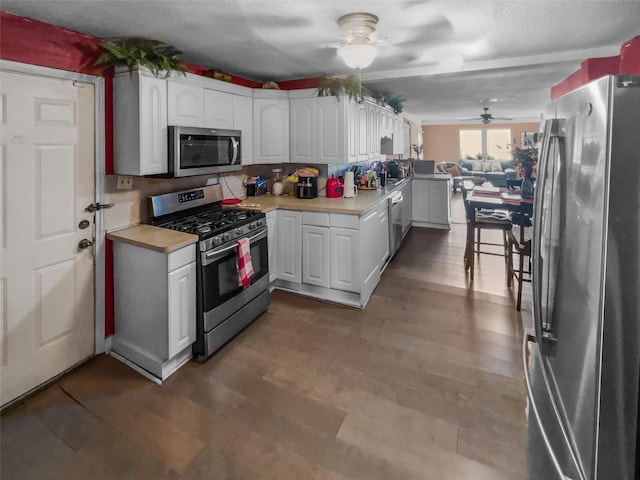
338,44 -> 378,69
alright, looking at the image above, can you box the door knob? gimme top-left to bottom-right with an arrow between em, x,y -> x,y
78,239 -> 93,249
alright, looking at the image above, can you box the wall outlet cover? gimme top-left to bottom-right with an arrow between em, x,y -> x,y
116,175 -> 133,190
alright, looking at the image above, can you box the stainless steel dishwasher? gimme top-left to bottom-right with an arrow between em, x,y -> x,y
389,190 -> 403,258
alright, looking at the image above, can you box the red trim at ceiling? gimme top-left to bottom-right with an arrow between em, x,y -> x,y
551,35 -> 640,99
278,77 -> 326,90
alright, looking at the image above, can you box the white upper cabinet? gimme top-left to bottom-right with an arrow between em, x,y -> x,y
357,102 -> 369,162
168,80 -> 204,126
233,94 -> 254,164
204,88 -> 234,129
113,68 -> 168,175
289,92 -> 357,164
290,97 -> 316,164
253,91 -> 290,164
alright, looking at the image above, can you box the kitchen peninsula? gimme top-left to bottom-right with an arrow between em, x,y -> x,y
231,177 -> 413,309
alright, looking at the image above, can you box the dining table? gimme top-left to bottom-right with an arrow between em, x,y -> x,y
461,180 -> 534,278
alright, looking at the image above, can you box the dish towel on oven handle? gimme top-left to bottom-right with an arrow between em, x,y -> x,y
236,237 -> 254,288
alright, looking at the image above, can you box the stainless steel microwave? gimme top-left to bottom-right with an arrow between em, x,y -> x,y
168,126 -> 241,177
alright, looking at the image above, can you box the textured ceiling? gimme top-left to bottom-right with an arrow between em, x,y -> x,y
3,0 -> 639,124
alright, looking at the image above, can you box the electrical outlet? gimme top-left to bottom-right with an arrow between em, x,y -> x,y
116,175 -> 133,190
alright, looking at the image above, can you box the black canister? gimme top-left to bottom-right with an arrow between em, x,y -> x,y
379,171 -> 386,187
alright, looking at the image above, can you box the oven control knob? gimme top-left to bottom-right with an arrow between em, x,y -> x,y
248,222 -> 256,230
222,233 -> 231,242
235,227 -> 243,235
256,219 -> 265,228
213,236 -> 222,246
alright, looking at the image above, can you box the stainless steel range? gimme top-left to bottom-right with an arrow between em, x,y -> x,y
148,184 -> 270,362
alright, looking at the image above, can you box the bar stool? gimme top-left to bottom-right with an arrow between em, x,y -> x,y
462,185 -> 512,280
507,209 -> 533,311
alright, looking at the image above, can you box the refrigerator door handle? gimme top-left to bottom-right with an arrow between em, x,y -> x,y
523,332 -> 567,479
533,118 -> 561,355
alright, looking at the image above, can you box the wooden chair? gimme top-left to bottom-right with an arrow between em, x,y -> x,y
507,208 -> 533,311
462,186 -> 512,280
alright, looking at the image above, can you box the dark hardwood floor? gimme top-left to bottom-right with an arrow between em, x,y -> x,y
1,193 -> 530,479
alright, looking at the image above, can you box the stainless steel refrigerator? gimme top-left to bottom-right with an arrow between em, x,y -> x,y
525,74 -> 640,480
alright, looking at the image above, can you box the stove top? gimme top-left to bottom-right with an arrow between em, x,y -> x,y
147,185 -> 266,250
154,207 -> 264,238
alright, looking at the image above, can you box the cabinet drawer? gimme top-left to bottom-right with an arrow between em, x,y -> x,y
303,211 -> 330,227
330,213 -> 359,229
168,245 -> 196,272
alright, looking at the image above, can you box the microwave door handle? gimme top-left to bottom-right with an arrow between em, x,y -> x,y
229,137 -> 240,164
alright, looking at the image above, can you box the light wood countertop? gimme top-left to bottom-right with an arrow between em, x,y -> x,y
227,178 -> 411,215
107,224 -> 198,253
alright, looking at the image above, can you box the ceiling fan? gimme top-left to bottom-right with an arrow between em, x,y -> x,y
473,107 -> 513,124
332,9 -> 459,69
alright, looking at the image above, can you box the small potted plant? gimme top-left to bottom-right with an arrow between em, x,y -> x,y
317,75 -> 372,103
412,143 -> 423,160
94,37 -> 186,78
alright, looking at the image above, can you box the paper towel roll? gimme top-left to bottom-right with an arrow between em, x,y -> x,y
343,171 -> 357,198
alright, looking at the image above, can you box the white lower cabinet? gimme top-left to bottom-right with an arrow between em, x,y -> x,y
359,209 -> 380,305
111,242 -> 196,381
276,210 -> 302,284
378,202 -> 390,270
329,226 -> 360,293
411,176 -> 451,229
266,211 -> 278,283
272,207 -> 385,308
302,225 -> 330,288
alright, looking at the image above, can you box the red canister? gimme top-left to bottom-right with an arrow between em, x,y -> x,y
326,175 -> 343,198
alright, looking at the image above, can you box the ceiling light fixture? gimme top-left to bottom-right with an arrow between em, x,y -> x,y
337,12 -> 379,69
338,43 -> 378,69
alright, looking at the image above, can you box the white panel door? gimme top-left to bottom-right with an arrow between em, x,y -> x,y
168,262 -> 196,358
276,210 -> 301,284
302,225 -> 330,288
204,88 -> 234,129
0,71 -> 95,407
233,95 -> 254,165
330,227 -> 360,293
167,80 -> 204,127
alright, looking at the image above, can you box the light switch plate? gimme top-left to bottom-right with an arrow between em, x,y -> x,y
116,175 -> 133,190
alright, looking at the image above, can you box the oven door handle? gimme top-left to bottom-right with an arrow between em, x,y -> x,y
203,228 -> 267,264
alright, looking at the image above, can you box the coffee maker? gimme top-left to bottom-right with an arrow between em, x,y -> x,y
296,175 -> 318,199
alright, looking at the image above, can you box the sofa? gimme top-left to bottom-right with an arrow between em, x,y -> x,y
437,159 -> 516,189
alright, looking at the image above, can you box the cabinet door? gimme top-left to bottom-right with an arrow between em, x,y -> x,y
167,81 -> 204,127
330,227 -> 360,293
411,180 -> 430,223
359,209 -> 380,299
290,98 -> 316,163
346,99 -> 358,163
266,211 -> 277,283
378,206 -> 390,268
114,72 -> 168,175
428,181 -> 451,226
401,181 -> 413,237
204,89 -> 234,129
369,104 -> 380,158
302,225 -> 330,288
138,75 -> 168,175
254,98 -> 290,163
357,103 -> 368,162
317,96 -> 345,164
234,95 -> 254,165
276,210 -> 301,284
168,262 -> 196,358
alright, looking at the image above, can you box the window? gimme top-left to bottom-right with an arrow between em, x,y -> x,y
460,128 -> 511,160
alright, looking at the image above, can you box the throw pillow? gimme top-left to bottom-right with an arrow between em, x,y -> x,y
489,162 -> 503,172
446,165 -> 462,177
480,161 -> 492,172
467,160 -> 483,171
